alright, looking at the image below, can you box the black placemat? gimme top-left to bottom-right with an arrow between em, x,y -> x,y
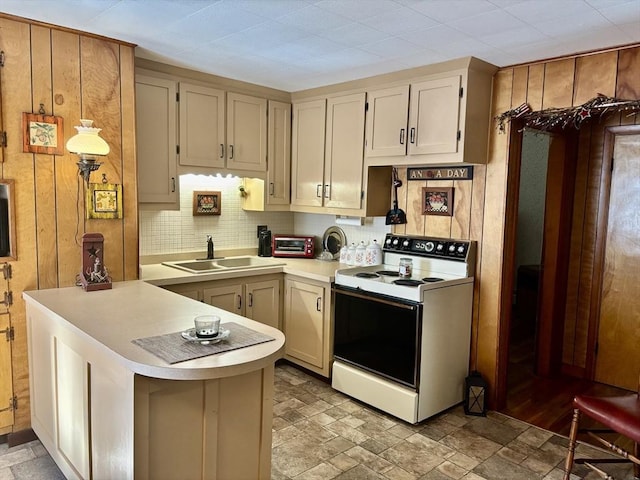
132,321 -> 275,364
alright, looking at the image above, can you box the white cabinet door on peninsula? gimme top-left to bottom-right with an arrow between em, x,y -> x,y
163,275 -> 282,330
283,276 -> 332,377
203,278 -> 280,329
136,75 -> 178,204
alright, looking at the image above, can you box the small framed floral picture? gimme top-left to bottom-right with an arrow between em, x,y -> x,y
86,183 -> 123,219
22,112 -> 64,155
193,191 -> 221,216
423,187 -> 454,216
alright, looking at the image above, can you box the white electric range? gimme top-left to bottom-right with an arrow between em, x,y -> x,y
332,233 -> 476,424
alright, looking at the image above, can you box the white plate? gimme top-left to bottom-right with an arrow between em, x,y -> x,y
181,327 -> 230,345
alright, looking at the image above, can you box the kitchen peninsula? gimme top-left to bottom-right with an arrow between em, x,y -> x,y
23,281 -> 285,480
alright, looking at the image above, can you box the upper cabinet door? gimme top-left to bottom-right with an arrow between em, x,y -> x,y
226,93 -> 267,171
408,75 -> 462,155
267,100 -> 291,206
365,85 -> 409,158
179,83 -> 225,168
291,99 -> 326,208
324,92 -> 366,210
136,75 -> 178,204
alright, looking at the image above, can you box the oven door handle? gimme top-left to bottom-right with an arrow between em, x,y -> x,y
333,287 -> 418,311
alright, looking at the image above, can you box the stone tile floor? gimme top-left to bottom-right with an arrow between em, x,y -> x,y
0,363 -> 632,479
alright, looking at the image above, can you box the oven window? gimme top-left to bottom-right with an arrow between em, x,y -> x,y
333,286 -> 421,389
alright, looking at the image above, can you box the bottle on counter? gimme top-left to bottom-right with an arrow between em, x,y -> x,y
399,258 -> 413,277
346,243 -> 356,266
339,245 -> 348,264
365,239 -> 382,266
355,241 -> 366,266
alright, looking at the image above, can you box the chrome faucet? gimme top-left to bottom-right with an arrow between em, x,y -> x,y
206,235 -> 214,259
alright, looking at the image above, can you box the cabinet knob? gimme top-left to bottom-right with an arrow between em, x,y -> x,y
220,144 -> 224,159
269,183 -> 275,196
237,294 -> 242,310
410,127 -> 416,144
400,128 -> 405,145
229,145 -> 234,160
248,292 -> 253,307
316,297 -> 322,312
316,184 -> 323,198
324,185 -> 330,198
171,177 -> 176,193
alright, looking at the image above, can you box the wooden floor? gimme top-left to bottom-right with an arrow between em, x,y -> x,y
500,317 -> 635,451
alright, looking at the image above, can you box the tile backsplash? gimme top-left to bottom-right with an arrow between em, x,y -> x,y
139,174 -> 391,257
139,174 -> 294,256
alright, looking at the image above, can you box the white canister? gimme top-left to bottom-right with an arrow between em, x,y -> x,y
346,243 -> 356,266
339,245 -> 348,263
355,241 -> 366,266
365,239 -> 383,266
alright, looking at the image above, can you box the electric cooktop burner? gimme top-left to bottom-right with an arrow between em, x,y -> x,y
422,277 -> 444,282
376,270 -> 400,277
393,279 -> 424,287
355,272 -> 380,278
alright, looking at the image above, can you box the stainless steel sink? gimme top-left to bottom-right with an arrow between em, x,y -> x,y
162,260 -> 224,273
162,256 -> 284,273
215,256 -> 279,268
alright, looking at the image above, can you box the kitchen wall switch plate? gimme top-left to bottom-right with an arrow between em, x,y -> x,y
257,225 -> 268,238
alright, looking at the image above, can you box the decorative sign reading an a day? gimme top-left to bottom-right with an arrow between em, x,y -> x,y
407,166 -> 473,181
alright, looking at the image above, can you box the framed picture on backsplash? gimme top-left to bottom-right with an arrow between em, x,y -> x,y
422,187 -> 454,216
193,191 -> 221,216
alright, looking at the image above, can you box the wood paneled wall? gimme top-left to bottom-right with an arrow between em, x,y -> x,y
481,46 -> 638,405
394,45 -> 639,407
0,14 -> 138,431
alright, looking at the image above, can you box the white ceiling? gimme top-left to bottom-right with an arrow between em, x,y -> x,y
2,0 -> 639,91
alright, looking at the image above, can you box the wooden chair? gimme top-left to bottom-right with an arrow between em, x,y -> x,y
563,378 -> 640,480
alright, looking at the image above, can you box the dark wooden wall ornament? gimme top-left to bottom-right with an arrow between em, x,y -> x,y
80,233 -> 112,291
422,187 -> 454,216
22,112 -> 64,155
193,191 -> 221,216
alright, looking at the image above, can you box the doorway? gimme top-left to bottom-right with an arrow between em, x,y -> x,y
499,123 -> 639,435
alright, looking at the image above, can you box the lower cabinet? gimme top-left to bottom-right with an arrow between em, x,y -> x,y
283,276 -> 332,377
164,275 -> 282,330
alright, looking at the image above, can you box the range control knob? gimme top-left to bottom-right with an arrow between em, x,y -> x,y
391,237 -> 400,247
448,244 -> 456,253
457,245 -> 466,255
385,237 -> 393,247
425,241 -> 435,252
436,243 -> 445,252
402,239 -> 410,248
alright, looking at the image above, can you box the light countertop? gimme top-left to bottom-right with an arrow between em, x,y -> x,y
141,256 -> 346,286
23,280 -> 285,381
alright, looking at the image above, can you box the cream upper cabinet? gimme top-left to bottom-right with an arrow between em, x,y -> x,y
136,75 -> 178,204
291,93 -> 371,213
283,276 -> 332,377
324,92 -> 366,209
178,83 -> 225,168
241,100 -> 291,212
291,99 -> 326,208
266,100 -> 291,207
226,92 -> 267,171
408,76 -> 462,155
365,85 -> 410,158
365,59 -> 495,165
